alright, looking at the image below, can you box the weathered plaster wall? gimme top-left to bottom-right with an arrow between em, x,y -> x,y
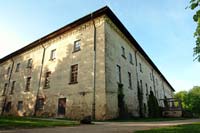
0,16 -> 106,120
105,17 -> 139,119
104,16 -> 174,118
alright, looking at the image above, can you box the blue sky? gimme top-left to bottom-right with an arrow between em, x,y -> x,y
0,0 -> 199,92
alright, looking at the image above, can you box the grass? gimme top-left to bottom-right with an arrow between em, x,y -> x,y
135,122 -> 200,133
0,116 -> 79,130
96,117 -> 189,122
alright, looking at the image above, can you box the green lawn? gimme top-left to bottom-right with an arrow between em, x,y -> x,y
135,122 -> 200,133
0,116 -> 79,130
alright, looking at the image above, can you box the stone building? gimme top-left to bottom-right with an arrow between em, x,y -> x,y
0,6 -> 174,120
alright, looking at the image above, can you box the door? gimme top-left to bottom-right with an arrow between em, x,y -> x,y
58,98 -> 66,116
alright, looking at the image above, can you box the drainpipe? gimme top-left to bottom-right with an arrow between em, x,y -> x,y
1,58 -> 14,115
33,44 -> 46,116
91,13 -> 97,120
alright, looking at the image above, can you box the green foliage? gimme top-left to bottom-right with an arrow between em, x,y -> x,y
175,86 -> 200,116
135,122 -> 200,133
187,86 -> 200,115
174,91 -> 189,109
189,0 -> 200,61
147,91 -> 160,118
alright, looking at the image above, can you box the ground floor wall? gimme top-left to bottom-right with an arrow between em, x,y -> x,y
0,90 -> 107,120
0,88 -> 172,120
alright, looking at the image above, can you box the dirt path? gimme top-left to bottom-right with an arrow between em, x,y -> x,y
0,119 -> 199,133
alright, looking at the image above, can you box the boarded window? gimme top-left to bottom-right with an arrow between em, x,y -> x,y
16,63 -> 20,72
10,81 -> 16,94
116,65 -> 121,83
7,67 -> 10,75
27,58 -> 33,68
50,49 -> 56,60
25,77 -> 31,91
2,83 -> 7,96
70,64 -> 78,84
128,72 -> 132,89
17,101 -> 23,111
44,71 -> 51,88
73,40 -> 81,52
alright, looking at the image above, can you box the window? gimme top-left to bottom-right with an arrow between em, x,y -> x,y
140,80 -> 143,90
145,83 -> 148,96
7,67 -> 10,75
135,52 -> 138,66
70,64 -> 78,84
50,49 -> 56,60
150,73 -> 152,80
156,78 -> 158,85
128,72 -> 132,89
150,86 -> 152,92
27,58 -> 33,68
17,101 -> 23,111
73,40 -> 81,52
121,46 -> 126,58
116,65 -> 121,83
15,63 -> 20,72
2,83 -> 7,96
36,98 -> 44,110
10,81 -> 15,94
5,102 -> 11,112
44,71 -> 51,88
139,63 -> 142,72
25,77 -> 31,91
129,53 -> 133,64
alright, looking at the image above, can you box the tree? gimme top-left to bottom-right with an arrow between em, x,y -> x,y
189,0 -> 200,61
148,91 -> 160,118
187,86 -> 200,115
175,86 -> 200,116
174,91 -> 189,109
